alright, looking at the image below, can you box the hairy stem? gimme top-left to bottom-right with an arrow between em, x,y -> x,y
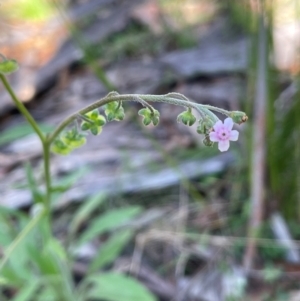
0,74 -> 45,143
47,93 -> 231,144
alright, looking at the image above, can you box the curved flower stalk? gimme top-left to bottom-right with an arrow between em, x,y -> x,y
48,91 -> 248,155
0,55 -> 248,273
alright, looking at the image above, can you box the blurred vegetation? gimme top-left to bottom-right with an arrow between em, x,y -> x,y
1,0 -> 54,21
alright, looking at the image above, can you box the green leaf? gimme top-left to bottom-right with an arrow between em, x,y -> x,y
69,193 -> 106,237
24,162 -> 44,204
51,167 -> 89,194
0,123 -> 53,147
86,272 -> 157,301
77,206 -> 142,246
0,59 -> 19,74
12,281 -> 40,301
89,229 -> 133,272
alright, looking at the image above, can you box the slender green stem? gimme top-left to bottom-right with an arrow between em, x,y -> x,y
47,93 -> 230,144
0,207 -> 46,272
43,140 -> 52,212
0,74 -> 45,143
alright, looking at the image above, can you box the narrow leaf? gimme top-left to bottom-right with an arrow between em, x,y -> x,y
89,229 -> 133,272
77,206 -> 142,246
86,272 -> 157,301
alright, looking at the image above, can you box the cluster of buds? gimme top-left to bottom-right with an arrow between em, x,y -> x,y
176,108 -> 247,152
48,88 -> 248,155
51,129 -> 86,155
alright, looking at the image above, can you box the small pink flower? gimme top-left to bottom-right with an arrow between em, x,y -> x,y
209,118 -> 239,152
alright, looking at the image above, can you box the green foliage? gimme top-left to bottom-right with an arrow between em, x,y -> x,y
0,123 -> 53,147
269,86 -> 300,219
88,229 -> 133,272
68,193 -> 106,239
24,162 -> 44,204
77,206 -> 142,246
84,272 -> 157,301
3,0 -> 54,21
0,194 -> 145,301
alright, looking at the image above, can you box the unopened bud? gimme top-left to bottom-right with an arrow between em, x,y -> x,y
229,111 -> 248,124
177,110 -> 196,126
197,116 -> 215,135
203,135 -> 214,147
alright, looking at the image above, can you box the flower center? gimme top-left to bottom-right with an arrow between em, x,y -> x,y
217,128 -> 229,140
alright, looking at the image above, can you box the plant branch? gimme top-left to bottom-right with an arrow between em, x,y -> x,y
47,93 -> 231,144
0,74 -> 45,143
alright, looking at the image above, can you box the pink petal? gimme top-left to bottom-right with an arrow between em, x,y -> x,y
218,140 -> 230,152
209,131 -> 220,142
224,118 -> 234,130
229,130 -> 239,141
213,120 -> 223,132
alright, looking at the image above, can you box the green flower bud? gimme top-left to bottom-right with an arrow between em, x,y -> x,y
114,107 -> 125,121
0,59 -> 19,74
229,111 -> 248,124
61,130 -> 86,148
197,116 -> 215,135
138,107 -> 160,126
81,112 -> 106,134
138,108 -> 151,118
203,135 -> 214,147
177,110 -> 196,126
51,139 -> 73,155
104,101 -> 125,122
